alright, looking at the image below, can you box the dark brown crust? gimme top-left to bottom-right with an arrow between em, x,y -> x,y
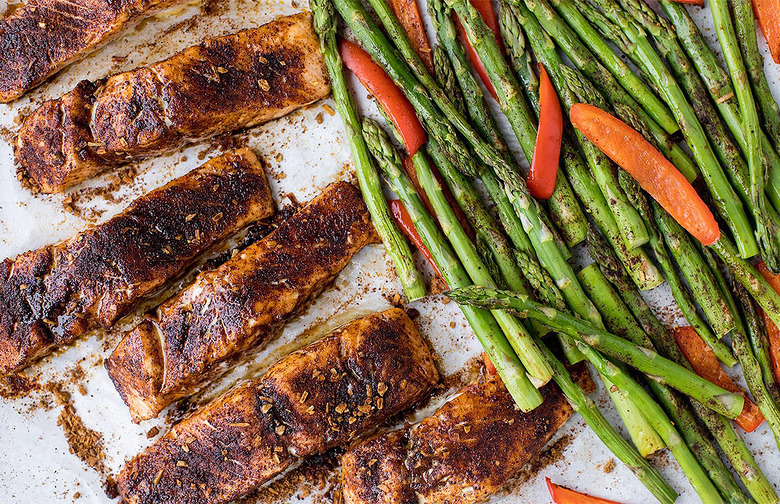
15,12 -> 330,193
118,308 -> 439,504
341,366 -> 593,504
105,181 -> 380,421
0,148 -> 273,374
0,0 -> 183,102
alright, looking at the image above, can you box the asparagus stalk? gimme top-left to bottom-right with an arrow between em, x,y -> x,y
568,330 -> 724,502
579,0 -> 759,259
523,0 -> 679,134
535,338 -> 677,503
740,283 -> 780,404
447,286 -> 746,418
503,1 -> 664,290
359,0 -> 589,246
733,0 -> 780,150
658,0 -> 780,222
614,0 -> 780,271
610,98 -> 738,364
587,228 -> 772,504
519,0 -> 699,183
433,45 -> 467,115
709,0 -> 768,251
578,265 -> 666,457
732,282 -> 780,452
444,0 -> 604,326
577,263 -> 757,499
428,0 -> 575,256
558,64 -> 649,250
361,116 -> 544,407
310,0 -> 426,302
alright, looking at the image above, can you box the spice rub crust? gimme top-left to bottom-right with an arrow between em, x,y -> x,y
0,148 -> 273,374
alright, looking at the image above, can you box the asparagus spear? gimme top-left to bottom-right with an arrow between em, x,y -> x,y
535,337 -> 677,503
577,263 -> 756,500
443,0 -> 603,326
519,0 -> 699,183
566,327 -> 724,502
588,228 -> 772,504
575,0 -> 759,259
447,286 -> 746,418
558,64 -> 649,250
732,281 -> 780,453
610,96 -> 738,365
658,0 -> 780,223
357,0 -> 589,246
433,45 -> 467,115
521,0 -> 679,133
428,0 -> 575,256
733,0 -> 780,150
578,265 -> 665,457
310,0 -> 426,302
709,0 -> 768,254
614,0 -> 780,271
503,1 -> 664,290
361,116 -> 544,408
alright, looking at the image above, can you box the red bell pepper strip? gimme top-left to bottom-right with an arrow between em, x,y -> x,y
455,0 -> 502,100
756,262 -> 780,385
527,64 -> 562,200
674,326 -> 765,432
570,103 -> 720,246
388,199 -> 445,281
484,353 -> 498,375
753,0 -> 780,63
389,0 -> 435,73
546,478 -> 624,504
339,39 -> 427,155
669,0 -> 704,6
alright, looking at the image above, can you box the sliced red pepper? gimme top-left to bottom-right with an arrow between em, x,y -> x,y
388,199 -> 445,282
570,103 -> 720,246
669,0 -> 704,6
339,39 -> 427,155
753,0 -> 780,63
546,478 -> 624,504
527,64 -> 562,200
483,353 -> 498,375
674,326 -> 765,432
389,0 -> 434,73
455,0 -> 503,100
756,262 -> 780,385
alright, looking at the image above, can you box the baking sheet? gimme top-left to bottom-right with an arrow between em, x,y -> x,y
0,0 -> 779,501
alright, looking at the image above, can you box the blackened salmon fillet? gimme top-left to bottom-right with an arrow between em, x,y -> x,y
105,181 -> 380,421
0,148 -> 273,373
341,366 -> 594,504
117,308 -> 439,504
0,0 -> 183,102
15,12 -> 330,193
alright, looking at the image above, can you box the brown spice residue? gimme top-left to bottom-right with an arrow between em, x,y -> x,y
603,458 -> 616,474
502,434 -> 575,493
53,382 -> 106,472
60,166 -> 138,222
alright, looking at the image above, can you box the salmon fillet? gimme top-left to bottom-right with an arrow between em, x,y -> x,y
0,148 -> 273,374
341,366 -> 593,504
0,0 -> 183,102
117,308 -> 439,504
105,181 -> 380,421
15,12 -> 330,193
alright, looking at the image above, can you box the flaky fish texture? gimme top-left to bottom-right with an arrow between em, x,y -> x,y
117,308 -> 439,504
15,12 -> 330,192
0,148 -> 273,374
